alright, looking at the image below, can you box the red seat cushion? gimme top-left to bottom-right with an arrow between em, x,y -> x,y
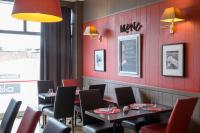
141,123 -> 167,133
74,99 -> 80,104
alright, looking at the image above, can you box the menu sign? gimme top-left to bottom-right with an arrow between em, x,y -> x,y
118,34 -> 141,77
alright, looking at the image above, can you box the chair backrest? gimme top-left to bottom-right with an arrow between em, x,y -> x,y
37,80 -> 54,104
37,80 -> 54,93
54,86 -> 76,118
115,87 -> 135,107
62,79 -> 78,87
79,89 -> 105,126
17,106 -> 41,133
0,98 -> 22,133
43,118 -> 71,133
89,84 -> 106,99
166,97 -> 198,133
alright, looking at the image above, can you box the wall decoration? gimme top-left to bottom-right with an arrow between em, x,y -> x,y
120,22 -> 142,33
162,43 -> 184,77
118,34 -> 141,77
94,50 -> 106,72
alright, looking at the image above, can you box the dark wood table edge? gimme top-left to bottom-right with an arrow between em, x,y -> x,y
85,105 -> 172,123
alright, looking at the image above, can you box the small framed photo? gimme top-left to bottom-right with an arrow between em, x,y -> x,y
118,34 -> 141,77
162,43 -> 184,77
94,50 -> 106,72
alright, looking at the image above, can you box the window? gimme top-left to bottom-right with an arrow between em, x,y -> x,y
0,1 -> 41,114
0,2 -> 23,31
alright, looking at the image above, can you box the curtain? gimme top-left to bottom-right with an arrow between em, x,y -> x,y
40,7 -> 73,87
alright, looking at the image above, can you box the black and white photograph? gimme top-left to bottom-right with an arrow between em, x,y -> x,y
118,34 -> 141,77
166,51 -> 179,69
162,44 -> 184,77
94,50 -> 106,72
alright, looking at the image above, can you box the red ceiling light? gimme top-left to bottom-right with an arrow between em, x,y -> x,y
12,0 -> 63,23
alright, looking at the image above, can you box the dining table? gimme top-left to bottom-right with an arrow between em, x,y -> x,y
38,89 -> 80,100
85,103 -> 172,133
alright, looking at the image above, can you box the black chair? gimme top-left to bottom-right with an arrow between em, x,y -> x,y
37,80 -> 54,126
89,84 -> 106,99
0,98 -> 22,133
74,84 -> 106,127
37,80 -> 55,110
43,118 -> 71,133
79,89 -> 114,133
43,86 -> 76,133
115,87 -> 147,133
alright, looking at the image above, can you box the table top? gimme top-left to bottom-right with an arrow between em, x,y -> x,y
85,104 -> 172,123
38,93 -> 56,100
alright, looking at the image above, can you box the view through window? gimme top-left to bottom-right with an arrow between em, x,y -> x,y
0,1 -> 41,114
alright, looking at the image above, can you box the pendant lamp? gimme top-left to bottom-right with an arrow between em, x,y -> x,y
12,0 -> 63,23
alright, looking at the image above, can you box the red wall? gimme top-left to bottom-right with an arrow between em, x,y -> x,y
83,0 -> 200,93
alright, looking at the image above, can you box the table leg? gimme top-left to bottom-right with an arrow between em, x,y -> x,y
113,122 -> 123,133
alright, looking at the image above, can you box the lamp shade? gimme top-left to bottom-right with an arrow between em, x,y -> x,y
160,7 -> 184,23
83,26 -> 99,35
12,0 -> 63,23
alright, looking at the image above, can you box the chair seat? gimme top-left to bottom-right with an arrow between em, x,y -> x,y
43,118 -> 71,133
74,99 -> 80,104
122,117 -> 147,130
38,103 -> 54,111
140,123 -> 167,133
43,107 -> 54,117
83,122 -> 113,133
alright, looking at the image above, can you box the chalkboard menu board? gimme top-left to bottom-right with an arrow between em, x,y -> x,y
118,34 -> 141,77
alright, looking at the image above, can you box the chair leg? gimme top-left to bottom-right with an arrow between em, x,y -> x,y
43,114 -> 47,126
71,117 -> 74,133
63,118 -> 66,124
74,111 -> 77,127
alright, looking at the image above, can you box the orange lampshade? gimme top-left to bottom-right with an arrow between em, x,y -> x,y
12,0 -> 63,23
160,7 -> 184,23
83,26 -> 99,35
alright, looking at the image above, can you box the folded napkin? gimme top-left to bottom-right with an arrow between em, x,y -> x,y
94,108 -> 121,114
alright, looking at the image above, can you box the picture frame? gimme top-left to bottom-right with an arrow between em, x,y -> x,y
94,49 -> 106,72
118,34 -> 141,77
162,43 -> 184,77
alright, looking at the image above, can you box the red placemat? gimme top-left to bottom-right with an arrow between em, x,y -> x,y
143,107 -> 162,112
94,108 -> 121,114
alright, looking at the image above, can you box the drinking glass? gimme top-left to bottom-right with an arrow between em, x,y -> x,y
48,89 -> 54,96
108,104 -> 115,111
151,98 -> 157,107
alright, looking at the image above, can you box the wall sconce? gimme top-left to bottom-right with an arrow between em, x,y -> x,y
12,0 -> 63,23
83,26 -> 102,42
160,7 -> 184,34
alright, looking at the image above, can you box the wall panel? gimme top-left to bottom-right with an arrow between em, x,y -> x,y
83,0 -> 200,93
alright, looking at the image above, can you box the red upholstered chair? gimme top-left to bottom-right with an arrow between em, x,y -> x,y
141,97 -> 198,133
62,79 -> 79,87
17,106 -> 41,133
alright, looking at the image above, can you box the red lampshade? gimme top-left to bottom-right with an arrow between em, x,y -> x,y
12,0 -> 63,23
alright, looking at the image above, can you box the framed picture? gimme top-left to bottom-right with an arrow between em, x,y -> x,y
162,43 -> 184,77
94,49 -> 106,72
118,34 -> 141,77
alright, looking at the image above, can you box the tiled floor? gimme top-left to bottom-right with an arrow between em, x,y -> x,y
11,118 -> 83,133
